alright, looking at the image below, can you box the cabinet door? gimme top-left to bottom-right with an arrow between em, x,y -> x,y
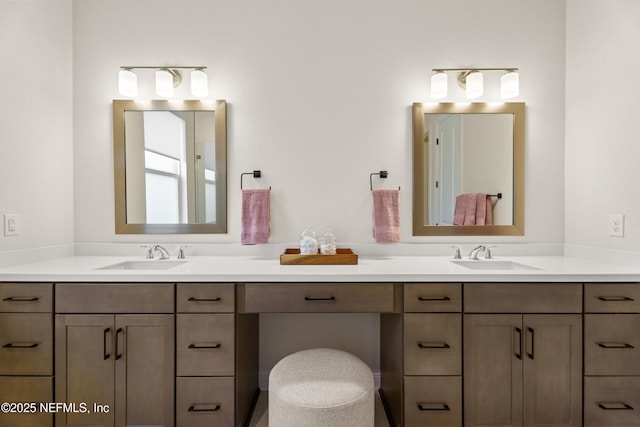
114,314 -> 174,427
523,315 -> 582,427
55,315 -> 115,427
464,314 -> 523,427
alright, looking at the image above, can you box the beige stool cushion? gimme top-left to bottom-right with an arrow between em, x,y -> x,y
269,348 -> 374,427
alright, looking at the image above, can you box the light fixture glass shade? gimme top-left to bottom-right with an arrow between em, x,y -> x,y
501,71 -> 519,98
430,72 -> 447,99
156,69 -> 174,98
191,69 -> 208,98
118,69 -> 137,97
466,71 -> 483,99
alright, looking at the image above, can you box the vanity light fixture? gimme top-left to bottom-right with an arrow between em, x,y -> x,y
430,71 -> 448,99
430,68 -> 519,100
118,66 -> 208,98
118,68 -> 138,97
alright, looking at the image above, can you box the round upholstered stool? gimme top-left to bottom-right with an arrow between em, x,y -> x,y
269,348 -> 374,427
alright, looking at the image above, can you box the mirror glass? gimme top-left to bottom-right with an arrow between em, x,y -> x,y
113,100 -> 227,234
412,102 -> 525,236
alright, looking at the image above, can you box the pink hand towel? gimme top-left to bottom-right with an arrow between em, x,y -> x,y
463,193 -> 477,225
475,193 -> 487,225
372,189 -> 400,243
453,194 -> 468,225
241,189 -> 270,245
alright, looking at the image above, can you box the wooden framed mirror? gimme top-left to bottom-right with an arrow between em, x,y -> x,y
412,102 -> 525,236
113,99 -> 227,234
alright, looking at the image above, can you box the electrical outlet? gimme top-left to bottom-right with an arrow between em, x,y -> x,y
4,214 -> 19,236
608,214 -> 624,237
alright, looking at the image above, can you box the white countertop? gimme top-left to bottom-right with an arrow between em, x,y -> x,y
1,254 -> 639,283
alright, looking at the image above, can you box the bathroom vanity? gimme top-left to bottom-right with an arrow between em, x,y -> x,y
0,255 -> 639,427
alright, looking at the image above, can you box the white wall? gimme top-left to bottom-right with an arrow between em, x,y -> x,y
565,0 -> 640,251
0,0 -> 74,253
72,0 -> 567,246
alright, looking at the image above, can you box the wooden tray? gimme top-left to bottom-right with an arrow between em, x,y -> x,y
280,248 -> 358,265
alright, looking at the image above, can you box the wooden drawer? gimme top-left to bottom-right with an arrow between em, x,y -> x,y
584,377 -> 640,426
176,377 -> 234,427
176,314 -> 234,376
404,376 -> 462,427
585,314 -> 640,375
239,283 -> 398,313
585,283 -> 640,313
55,283 -> 174,313
464,283 -> 582,313
0,283 -> 52,313
0,376 -> 53,427
0,313 -> 52,375
404,314 -> 461,375
404,283 -> 461,313
177,283 -> 235,313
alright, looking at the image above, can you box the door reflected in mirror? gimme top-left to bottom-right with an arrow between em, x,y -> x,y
113,100 -> 227,234
412,102 -> 524,236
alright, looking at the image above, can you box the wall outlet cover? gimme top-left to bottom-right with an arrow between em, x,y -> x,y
608,214 -> 624,237
4,214 -> 19,236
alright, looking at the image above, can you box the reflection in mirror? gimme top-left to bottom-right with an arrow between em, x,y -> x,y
412,102 -> 524,236
113,100 -> 227,234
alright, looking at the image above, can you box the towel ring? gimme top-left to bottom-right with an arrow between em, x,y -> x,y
241,170 -> 271,190
370,171 -> 400,191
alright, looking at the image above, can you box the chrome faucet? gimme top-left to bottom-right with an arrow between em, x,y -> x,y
469,245 -> 487,260
140,245 -> 154,259
153,245 -> 171,260
450,246 -> 462,259
177,246 -> 190,259
485,246 -> 498,259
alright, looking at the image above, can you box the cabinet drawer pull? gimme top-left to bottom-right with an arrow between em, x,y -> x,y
187,297 -> 222,302
417,342 -> 450,349
2,296 -> 39,302
597,296 -> 634,302
2,342 -> 39,349
417,402 -> 450,411
304,296 -> 336,302
103,328 -> 112,360
188,403 -> 221,412
597,402 -> 634,411
417,296 -> 451,302
188,343 -> 222,349
514,327 -> 522,360
597,342 -> 635,349
115,328 -> 123,360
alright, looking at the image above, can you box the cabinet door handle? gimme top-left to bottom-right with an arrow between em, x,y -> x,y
115,328 -> 123,360
304,296 -> 336,301
188,343 -> 222,349
103,328 -> 112,360
526,327 -> 535,360
514,327 -> 522,360
188,403 -> 221,412
2,296 -> 39,302
2,342 -> 39,349
417,402 -> 450,411
417,342 -> 450,349
597,296 -> 634,302
188,297 -> 222,302
597,402 -> 634,411
597,342 -> 635,349
417,296 -> 450,302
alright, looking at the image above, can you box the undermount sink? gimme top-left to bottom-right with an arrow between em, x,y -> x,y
451,260 -> 540,271
97,260 -> 189,270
